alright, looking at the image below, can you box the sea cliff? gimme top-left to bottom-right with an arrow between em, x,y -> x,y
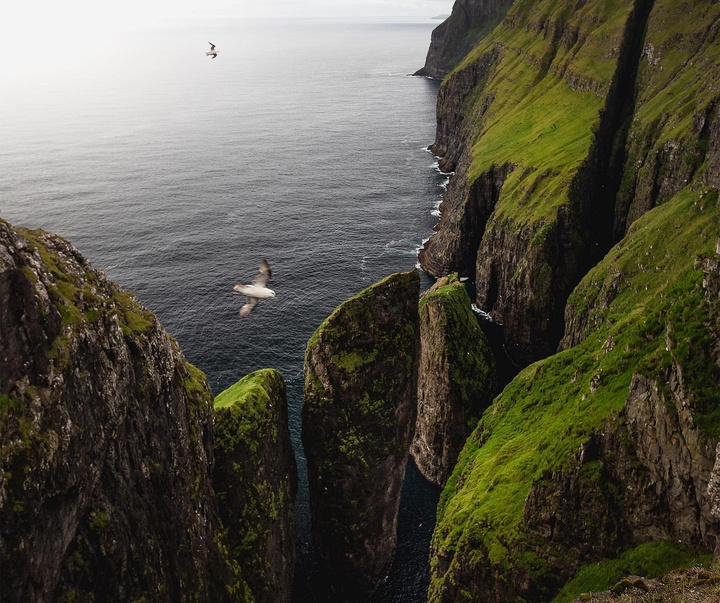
420,0 -> 720,366
0,220 -> 296,603
421,0 -> 720,600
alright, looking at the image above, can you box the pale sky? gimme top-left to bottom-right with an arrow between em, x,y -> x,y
6,0 -> 454,32
0,0 -> 453,102
2,0 -> 453,61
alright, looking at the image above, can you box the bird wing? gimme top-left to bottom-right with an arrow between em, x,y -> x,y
211,54 -> 217,59
209,42 -> 216,50
239,296 -> 259,318
252,260 -> 272,287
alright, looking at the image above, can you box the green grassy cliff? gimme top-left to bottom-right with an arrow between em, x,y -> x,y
420,0 -> 720,366
424,0 -> 720,600
430,185 -> 718,601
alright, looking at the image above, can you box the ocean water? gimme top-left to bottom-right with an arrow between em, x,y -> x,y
0,17 -> 445,601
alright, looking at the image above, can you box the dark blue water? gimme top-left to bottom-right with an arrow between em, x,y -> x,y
0,17 -> 443,601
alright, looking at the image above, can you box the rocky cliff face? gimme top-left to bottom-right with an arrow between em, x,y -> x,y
420,0 -> 720,367
410,274 -> 496,487
0,220 -> 238,601
301,271 -> 420,598
414,0 -> 514,79
213,369 -> 297,603
0,219 -> 298,603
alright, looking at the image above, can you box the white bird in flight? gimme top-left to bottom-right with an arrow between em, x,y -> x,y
206,42 -> 218,59
233,260 -> 275,318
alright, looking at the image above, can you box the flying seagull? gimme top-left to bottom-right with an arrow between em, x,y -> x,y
206,42 -> 218,59
233,260 -> 275,318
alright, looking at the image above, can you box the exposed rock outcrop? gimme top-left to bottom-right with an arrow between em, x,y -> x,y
410,274 -> 496,487
213,369 -> 297,603
301,271 -> 420,598
568,566 -> 720,603
414,0 -> 514,80
0,220 -> 238,602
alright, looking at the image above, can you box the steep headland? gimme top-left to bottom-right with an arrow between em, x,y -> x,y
415,0 -> 515,79
302,271 -> 420,598
411,274 -> 496,486
0,219 -> 296,603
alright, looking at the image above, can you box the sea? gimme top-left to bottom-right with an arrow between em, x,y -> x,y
0,17 -> 447,601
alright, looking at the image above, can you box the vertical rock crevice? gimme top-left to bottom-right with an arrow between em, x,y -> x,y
567,0 -> 656,269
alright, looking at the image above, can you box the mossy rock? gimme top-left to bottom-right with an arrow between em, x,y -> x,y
213,369 -> 297,603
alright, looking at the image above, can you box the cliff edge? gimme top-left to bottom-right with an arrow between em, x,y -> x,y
0,219 -> 297,603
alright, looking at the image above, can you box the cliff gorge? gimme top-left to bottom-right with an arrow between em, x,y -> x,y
302,271 -> 420,598
0,219 -> 296,603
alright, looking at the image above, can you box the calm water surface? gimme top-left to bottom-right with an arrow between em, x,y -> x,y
0,17 -> 445,601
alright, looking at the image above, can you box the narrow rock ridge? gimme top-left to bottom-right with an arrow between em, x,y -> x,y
302,271 -> 420,598
213,369 -> 298,603
411,274 -> 496,487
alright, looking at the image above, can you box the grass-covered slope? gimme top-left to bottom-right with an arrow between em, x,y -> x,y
553,541 -> 712,603
429,185 -> 719,602
459,0 -> 629,222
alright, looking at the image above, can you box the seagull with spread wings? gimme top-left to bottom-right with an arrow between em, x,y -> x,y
233,260 -> 275,318
206,42 -> 218,58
